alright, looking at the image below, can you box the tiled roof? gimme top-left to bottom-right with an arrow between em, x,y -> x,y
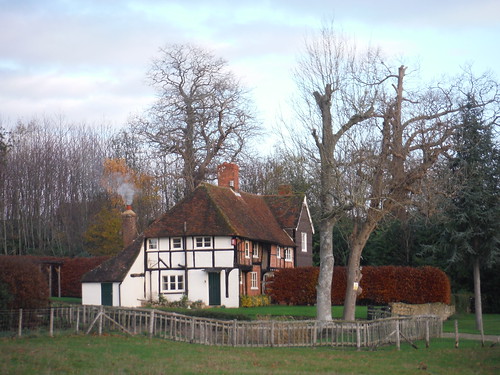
82,183 -> 305,282
263,194 -> 304,230
81,235 -> 144,283
144,183 -> 298,247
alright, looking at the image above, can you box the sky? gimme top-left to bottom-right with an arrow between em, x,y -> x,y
1,0 -> 499,141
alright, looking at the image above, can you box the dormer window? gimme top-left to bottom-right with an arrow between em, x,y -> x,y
148,238 -> 158,250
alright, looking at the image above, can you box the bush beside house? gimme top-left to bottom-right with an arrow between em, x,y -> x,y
267,266 -> 451,306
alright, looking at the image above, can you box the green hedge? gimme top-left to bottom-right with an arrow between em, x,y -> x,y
266,266 -> 451,306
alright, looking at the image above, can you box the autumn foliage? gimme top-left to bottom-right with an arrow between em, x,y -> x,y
266,266 -> 451,306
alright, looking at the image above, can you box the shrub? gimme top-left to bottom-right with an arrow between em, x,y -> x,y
267,266 -> 451,306
240,294 -> 271,308
0,256 -> 49,309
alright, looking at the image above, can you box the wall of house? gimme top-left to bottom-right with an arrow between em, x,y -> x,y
82,282 -> 101,305
81,282 -> 120,306
144,235 -> 239,307
119,247 -> 146,307
295,202 -> 314,267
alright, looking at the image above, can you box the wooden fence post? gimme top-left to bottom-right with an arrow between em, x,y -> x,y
149,310 -> 155,339
98,306 -> 103,336
49,308 -> 54,337
76,307 -> 80,334
232,320 -> 237,347
396,319 -> 401,351
454,320 -> 459,348
356,323 -> 361,351
17,309 -> 22,338
425,320 -> 430,348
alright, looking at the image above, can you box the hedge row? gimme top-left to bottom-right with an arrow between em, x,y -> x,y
0,256 -> 50,309
266,266 -> 451,306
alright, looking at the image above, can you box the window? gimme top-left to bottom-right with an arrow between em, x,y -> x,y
301,232 -> 308,252
148,238 -> 158,250
172,237 -> 182,249
284,247 -> 292,261
162,274 -> 184,292
276,246 -> 281,259
253,243 -> 259,258
195,236 -> 212,248
250,272 -> 258,290
245,241 -> 250,258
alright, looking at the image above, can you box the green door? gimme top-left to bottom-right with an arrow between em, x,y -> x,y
208,272 -> 221,306
101,283 -> 113,306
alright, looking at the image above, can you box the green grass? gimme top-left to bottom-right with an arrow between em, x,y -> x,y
50,297 -> 82,305
1,334 -> 498,374
443,313 -> 500,335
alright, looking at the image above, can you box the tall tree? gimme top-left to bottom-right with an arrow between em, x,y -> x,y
292,24 -> 380,321
131,44 -> 259,197
442,97 -> 499,330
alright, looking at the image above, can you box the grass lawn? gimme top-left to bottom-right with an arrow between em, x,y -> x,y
1,334 -> 499,375
443,313 -> 500,335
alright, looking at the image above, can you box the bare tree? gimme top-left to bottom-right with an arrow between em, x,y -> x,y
291,24 -> 380,321
341,66 -> 499,321
292,23 -> 499,321
131,44 -> 260,197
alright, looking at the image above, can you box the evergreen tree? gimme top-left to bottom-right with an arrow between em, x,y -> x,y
442,96 -> 499,330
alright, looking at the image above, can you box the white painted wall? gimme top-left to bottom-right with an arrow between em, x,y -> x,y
82,282 -> 101,305
119,247 -> 146,307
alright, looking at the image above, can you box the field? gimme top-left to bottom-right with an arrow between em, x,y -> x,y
1,334 -> 499,375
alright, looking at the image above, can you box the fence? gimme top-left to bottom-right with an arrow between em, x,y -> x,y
0,306 -> 442,349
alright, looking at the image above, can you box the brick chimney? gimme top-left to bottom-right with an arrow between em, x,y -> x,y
278,184 -> 293,195
217,163 -> 239,191
121,205 -> 138,248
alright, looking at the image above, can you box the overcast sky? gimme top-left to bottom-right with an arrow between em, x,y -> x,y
1,0 -> 499,140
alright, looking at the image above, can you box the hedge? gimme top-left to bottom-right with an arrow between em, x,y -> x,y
0,256 -> 50,309
266,266 -> 451,306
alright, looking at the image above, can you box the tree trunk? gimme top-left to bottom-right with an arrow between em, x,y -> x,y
472,257 -> 483,331
343,219 -> 378,321
316,218 -> 335,321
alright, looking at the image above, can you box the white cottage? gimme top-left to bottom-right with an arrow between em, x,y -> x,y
82,163 -> 314,307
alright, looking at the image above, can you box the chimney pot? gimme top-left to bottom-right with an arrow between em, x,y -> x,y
217,163 -> 239,191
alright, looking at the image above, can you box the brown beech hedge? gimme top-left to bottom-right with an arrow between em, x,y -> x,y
0,256 -> 50,309
266,266 -> 451,306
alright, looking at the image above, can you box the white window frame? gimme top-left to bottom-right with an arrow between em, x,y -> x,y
301,232 -> 308,252
245,241 -> 250,258
195,236 -> 212,249
253,242 -> 259,258
250,272 -> 258,290
161,274 -> 184,292
276,246 -> 281,259
284,247 -> 292,262
172,237 -> 182,249
148,238 -> 158,250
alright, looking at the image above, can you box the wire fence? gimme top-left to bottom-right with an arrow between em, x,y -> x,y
0,305 -> 442,349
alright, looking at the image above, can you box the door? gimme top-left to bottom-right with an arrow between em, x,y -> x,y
208,272 -> 221,306
101,283 -> 113,306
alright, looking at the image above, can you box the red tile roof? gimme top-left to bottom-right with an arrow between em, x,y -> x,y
144,183 -> 299,247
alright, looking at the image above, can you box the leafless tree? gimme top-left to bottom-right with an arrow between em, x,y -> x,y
291,24 -> 380,321
131,44 -> 260,197
292,23 -> 499,321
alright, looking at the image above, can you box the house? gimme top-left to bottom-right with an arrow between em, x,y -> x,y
82,163 -> 314,308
